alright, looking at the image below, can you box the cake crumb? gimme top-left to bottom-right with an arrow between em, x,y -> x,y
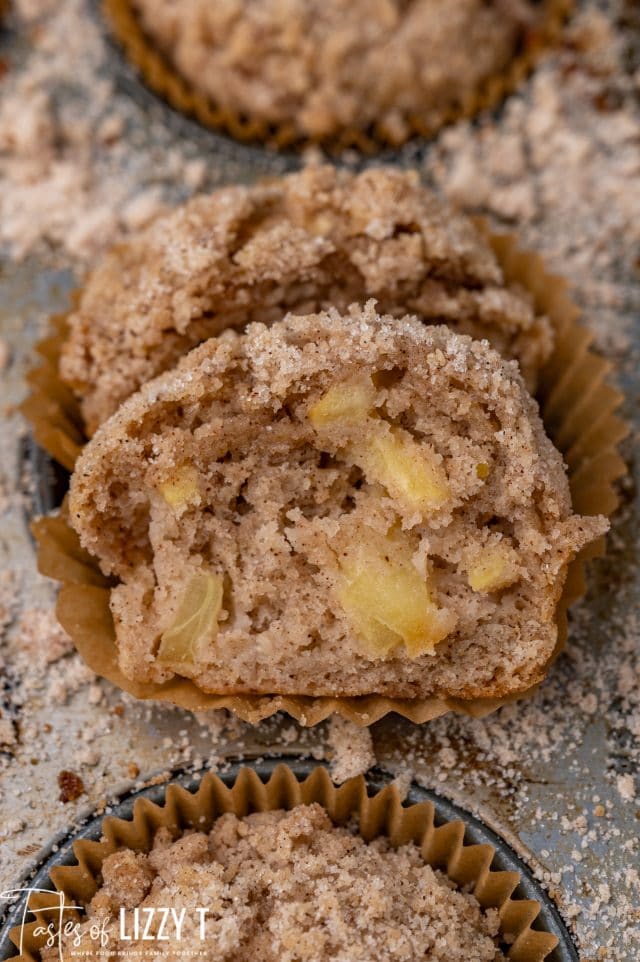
616,774 -> 636,803
327,716 -> 375,784
58,769 -> 85,803
0,816 -> 25,838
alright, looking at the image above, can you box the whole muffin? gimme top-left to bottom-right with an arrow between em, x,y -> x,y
60,165 -> 552,435
68,303 -> 606,700
41,804 -> 506,962
129,0 -> 547,145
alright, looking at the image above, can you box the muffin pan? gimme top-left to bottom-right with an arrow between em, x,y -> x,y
1,2 -> 638,959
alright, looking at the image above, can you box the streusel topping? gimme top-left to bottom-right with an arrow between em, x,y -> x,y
132,0 -> 543,144
61,165 -> 552,434
42,804 -> 507,962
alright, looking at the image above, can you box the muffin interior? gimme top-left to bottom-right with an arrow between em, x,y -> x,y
69,306 -> 605,699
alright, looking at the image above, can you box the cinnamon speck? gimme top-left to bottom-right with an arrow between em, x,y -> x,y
58,769 -> 85,803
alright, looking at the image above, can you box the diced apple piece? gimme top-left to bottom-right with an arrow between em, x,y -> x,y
354,426 -> 450,515
403,607 -> 458,658
157,571 -> 223,663
308,378 -> 376,428
336,584 -> 401,657
337,530 -> 456,657
476,462 -> 490,480
158,464 -> 201,510
309,379 -> 450,516
467,542 -> 519,593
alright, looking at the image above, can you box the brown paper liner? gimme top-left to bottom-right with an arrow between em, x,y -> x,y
20,300 -> 84,474
23,227 -> 628,726
8,764 -> 560,961
101,0 -> 573,153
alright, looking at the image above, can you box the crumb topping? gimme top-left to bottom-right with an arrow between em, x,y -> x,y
42,804 -> 506,962
131,0 -> 542,144
60,165 -> 552,434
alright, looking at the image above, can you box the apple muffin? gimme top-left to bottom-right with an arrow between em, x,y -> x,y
128,0 -> 548,145
68,303 -> 606,700
60,165 -> 552,436
41,804 -> 506,962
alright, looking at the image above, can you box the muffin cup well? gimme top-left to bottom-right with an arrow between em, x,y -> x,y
100,0 -> 573,153
25,226 -> 628,725
8,764 -> 560,962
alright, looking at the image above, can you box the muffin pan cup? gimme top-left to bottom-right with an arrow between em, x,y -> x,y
100,0 -> 573,153
22,223 -> 627,724
5,761 -> 573,961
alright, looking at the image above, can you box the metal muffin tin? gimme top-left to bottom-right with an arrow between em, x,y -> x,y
0,758 -> 578,962
1,2 -> 638,961
21,439 -> 69,521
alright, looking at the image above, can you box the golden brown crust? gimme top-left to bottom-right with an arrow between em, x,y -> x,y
60,165 -> 553,435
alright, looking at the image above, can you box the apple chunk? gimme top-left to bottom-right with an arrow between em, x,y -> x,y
308,378 -> 376,427
354,426 -> 450,515
158,464 -> 201,511
467,542 -> 519,593
309,379 -> 450,516
157,571 -> 224,664
337,530 -> 456,658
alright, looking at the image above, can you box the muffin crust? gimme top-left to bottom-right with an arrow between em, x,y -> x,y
60,166 -> 552,435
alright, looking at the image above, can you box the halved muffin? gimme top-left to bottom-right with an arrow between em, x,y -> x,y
60,165 -> 551,436
68,303 -> 605,699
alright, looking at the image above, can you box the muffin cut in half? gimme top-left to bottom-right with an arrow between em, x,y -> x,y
69,303 -> 606,700
60,165 -> 552,435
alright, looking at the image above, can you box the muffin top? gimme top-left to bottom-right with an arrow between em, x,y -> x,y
68,304 -> 605,700
131,0 -> 543,144
60,165 -> 551,436
42,803 -> 507,962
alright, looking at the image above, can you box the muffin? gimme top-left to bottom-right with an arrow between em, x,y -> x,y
122,0 -> 555,146
60,165 -> 552,436
68,303 -> 606,700
41,803 -> 506,962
